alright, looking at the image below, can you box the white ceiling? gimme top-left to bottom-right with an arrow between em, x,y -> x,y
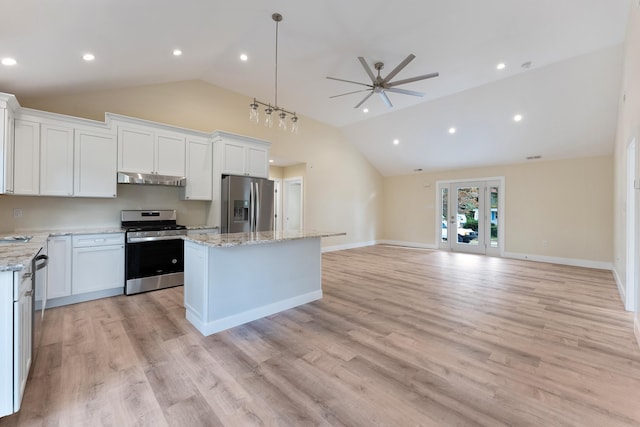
0,0 -> 632,176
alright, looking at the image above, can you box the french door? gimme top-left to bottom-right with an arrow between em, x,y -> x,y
438,178 -> 503,256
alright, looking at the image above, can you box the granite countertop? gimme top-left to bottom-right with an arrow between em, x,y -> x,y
0,228 -> 124,272
186,225 -> 220,230
184,230 -> 346,248
17,227 -> 124,236
0,233 -> 49,272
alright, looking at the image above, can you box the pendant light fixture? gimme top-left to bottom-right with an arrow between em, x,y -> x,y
249,13 -> 299,133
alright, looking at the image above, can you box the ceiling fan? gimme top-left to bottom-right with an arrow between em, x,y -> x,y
327,54 -> 439,108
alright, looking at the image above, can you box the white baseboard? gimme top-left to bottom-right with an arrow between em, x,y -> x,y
34,287 -> 124,311
188,290 -> 323,336
377,240 -> 438,250
322,240 -> 377,253
502,251 -> 613,271
611,267 -> 630,311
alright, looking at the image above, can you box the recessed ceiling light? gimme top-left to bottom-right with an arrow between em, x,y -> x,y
448,127 -> 456,134
269,159 -> 274,163
513,114 -> 523,122
363,108 -> 369,113
240,53 -> 248,61
173,49 -> 182,56
496,63 -> 506,70
82,53 -> 95,62
1,57 -> 17,66
393,139 -> 400,145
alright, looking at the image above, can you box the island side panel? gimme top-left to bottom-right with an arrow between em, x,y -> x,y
203,237 -> 322,335
184,241 -> 208,332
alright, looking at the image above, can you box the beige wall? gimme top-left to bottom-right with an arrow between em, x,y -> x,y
612,4 -> 640,322
383,156 -> 613,263
3,80 -> 384,246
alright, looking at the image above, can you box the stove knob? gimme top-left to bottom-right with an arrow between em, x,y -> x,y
172,259 -> 177,264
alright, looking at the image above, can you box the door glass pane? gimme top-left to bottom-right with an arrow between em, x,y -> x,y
441,187 -> 448,242
457,186 -> 479,245
490,186 -> 499,248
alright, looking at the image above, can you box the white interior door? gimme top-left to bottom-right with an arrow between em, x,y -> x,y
284,177 -> 303,232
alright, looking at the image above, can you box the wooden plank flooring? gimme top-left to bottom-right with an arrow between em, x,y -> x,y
2,245 -> 640,426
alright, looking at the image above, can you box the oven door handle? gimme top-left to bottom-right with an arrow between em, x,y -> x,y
127,236 -> 185,243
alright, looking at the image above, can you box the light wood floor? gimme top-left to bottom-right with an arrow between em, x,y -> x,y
2,245 -> 640,426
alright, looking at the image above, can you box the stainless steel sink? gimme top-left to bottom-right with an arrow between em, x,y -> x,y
0,235 -> 33,243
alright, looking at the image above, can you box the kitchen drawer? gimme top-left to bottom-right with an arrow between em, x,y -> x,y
72,233 -> 124,247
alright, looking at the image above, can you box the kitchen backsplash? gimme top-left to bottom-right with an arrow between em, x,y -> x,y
0,185 -> 209,233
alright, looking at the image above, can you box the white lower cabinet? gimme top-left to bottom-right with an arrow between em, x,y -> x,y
72,234 -> 124,295
46,236 -> 72,299
0,267 -> 33,417
14,272 -> 32,413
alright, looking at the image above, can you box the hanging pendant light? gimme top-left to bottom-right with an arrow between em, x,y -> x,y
248,13 -> 299,133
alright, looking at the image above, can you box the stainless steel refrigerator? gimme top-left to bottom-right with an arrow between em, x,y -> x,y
221,175 -> 275,233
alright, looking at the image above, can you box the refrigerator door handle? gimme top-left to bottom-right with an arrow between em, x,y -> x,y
249,181 -> 254,232
255,182 -> 260,232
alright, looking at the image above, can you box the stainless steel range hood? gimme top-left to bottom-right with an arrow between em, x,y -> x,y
117,172 -> 186,187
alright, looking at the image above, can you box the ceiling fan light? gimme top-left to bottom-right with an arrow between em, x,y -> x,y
291,115 -> 299,133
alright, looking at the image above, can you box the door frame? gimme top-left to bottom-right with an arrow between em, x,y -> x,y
436,176 -> 505,257
273,179 -> 283,233
283,176 -> 304,231
626,138 -> 637,311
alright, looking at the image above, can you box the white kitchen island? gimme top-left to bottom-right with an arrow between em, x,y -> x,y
183,230 -> 345,336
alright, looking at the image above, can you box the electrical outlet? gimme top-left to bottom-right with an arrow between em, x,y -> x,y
13,208 -> 22,218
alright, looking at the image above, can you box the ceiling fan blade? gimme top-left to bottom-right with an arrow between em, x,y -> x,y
388,72 -> 439,87
326,76 -> 373,88
385,87 -> 425,97
354,91 -> 374,109
329,89 -> 371,99
358,57 -> 377,83
381,54 -> 416,84
379,91 -> 393,108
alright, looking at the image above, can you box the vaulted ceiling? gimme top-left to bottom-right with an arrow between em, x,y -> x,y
0,0 -> 632,175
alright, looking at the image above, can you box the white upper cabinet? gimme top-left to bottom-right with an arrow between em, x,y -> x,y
246,145 -> 269,178
0,94 -> 17,195
13,109 -> 116,198
118,124 -> 186,176
213,131 -> 270,179
13,119 -> 40,195
117,127 -> 154,173
156,133 -> 186,176
221,140 -> 246,176
40,123 -> 74,196
181,136 -> 212,200
74,129 -> 117,198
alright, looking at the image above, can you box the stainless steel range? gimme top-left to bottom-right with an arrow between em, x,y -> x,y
121,210 -> 187,295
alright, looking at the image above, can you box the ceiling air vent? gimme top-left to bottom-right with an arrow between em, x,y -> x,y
526,155 -> 542,160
